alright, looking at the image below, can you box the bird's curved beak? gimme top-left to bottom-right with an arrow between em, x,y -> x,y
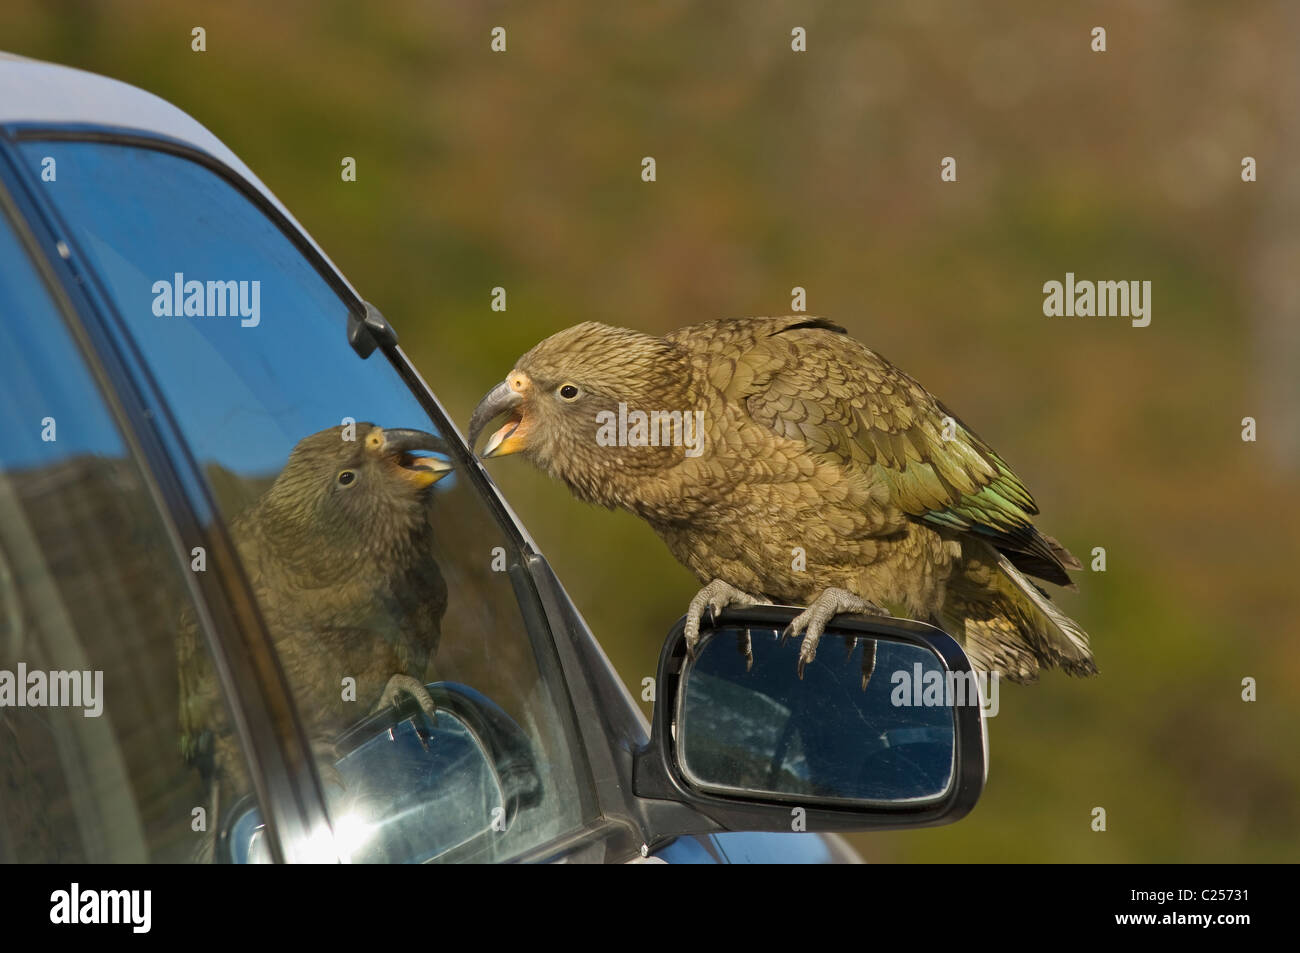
379,428 -> 454,488
468,380 -> 529,458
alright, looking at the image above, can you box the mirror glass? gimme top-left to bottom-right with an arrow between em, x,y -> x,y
227,707 -> 504,863
677,626 -> 960,805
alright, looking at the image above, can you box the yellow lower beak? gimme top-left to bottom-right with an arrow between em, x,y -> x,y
482,413 -> 529,457
401,457 -> 454,487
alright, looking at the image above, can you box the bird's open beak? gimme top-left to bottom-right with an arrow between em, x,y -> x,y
468,380 -> 530,458
379,428 -> 454,488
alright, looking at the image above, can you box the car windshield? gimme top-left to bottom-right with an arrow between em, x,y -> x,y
22,137 -> 592,862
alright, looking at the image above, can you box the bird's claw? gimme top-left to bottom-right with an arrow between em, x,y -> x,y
684,579 -> 761,659
784,589 -> 887,679
374,673 -> 439,729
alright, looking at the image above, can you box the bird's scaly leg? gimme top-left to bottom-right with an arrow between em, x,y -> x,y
684,579 -> 762,658
783,588 -> 888,679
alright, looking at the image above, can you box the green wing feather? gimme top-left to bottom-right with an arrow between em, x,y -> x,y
712,316 -> 1077,585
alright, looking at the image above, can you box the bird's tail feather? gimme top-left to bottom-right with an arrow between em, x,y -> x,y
993,550 -> 1095,677
1039,531 -> 1084,571
998,529 -> 1083,589
940,543 -> 1096,683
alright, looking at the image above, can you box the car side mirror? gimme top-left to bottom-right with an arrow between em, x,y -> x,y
220,681 -> 543,863
633,606 -> 986,835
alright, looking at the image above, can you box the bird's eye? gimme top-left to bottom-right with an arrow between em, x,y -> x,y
337,470 -> 357,486
558,383 -> 580,401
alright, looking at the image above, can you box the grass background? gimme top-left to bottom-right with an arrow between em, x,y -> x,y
5,0 -> 1297,861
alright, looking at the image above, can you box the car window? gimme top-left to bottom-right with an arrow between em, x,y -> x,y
23,138 -> 593,862
0,202 -> 232,861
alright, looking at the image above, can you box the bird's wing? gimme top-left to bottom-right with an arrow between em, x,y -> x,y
695,316 -> 1079,585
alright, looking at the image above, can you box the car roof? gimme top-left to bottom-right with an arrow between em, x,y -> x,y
0,52 -> 358,297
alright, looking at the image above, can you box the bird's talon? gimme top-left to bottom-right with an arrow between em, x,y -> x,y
375,674 -> 439,731
684,579 -> 763,660
798,635 -> 821,673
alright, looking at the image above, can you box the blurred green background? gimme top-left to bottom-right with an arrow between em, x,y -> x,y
5,0 -> 1296,861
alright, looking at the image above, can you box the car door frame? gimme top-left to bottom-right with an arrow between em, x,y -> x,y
0,121 -> 684,863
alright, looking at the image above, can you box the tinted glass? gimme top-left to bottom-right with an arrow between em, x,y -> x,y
0,204 -> 230,861
678,627 -> 956,803
25,139 -> 591,862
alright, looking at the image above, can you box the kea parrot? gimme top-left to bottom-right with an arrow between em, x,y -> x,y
468,317 -> 1095,684
178,423 -> 452,854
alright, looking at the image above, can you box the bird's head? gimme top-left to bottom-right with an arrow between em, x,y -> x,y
468,322 -> 695,504
260,423 -> 452,553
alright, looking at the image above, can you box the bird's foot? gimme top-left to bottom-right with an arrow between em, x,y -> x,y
373,674 -> 439,733
684,579 -> 762,659
782,589 -> 888,679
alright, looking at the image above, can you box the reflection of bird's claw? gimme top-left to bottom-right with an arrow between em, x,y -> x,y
374,674 -> 438,732
409,715 -> 431,751
859,638 -> 878,692
842,637 -> 879,690
782,589 -> 887,679
737,628 -> 753,672
683,579 -> 761,659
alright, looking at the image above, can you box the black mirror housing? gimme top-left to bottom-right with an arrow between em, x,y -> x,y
634,606 -> 987,836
